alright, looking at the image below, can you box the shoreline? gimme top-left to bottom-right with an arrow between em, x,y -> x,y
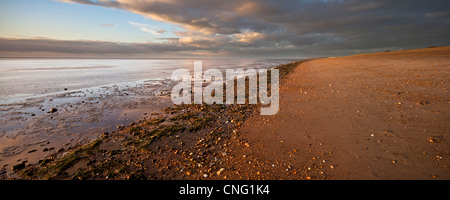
3,61 -> 303,179
0,58 -> 295,176
6,46 -> 450,179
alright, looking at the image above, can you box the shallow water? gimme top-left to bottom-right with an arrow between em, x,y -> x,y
0,58 -> 294,104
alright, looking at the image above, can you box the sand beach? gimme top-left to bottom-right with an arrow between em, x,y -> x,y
5,47 -> 449,180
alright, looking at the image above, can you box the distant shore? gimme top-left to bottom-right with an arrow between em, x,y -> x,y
7,46 -> 450,180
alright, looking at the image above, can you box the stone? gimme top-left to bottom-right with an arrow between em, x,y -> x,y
101,132 -> 110,138
12,163 -> 25,171
217,168 -> 225,175
50,108 -> 58,113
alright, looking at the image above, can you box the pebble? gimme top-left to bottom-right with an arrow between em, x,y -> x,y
101,132 -> 110,138
217,168 -> 225,175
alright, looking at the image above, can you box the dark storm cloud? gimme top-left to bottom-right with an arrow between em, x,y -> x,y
4,0 -> 450,57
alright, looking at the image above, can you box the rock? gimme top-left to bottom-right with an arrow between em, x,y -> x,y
101,132 -> 110,138
217,168 -> 225,175
428,137 -> 442,143
12,163 -> 25,171
50,108 -> 58,113
64,88 -> 68,91
203,174 -> 209,178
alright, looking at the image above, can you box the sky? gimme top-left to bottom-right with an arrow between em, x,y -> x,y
0,0 -> 449,58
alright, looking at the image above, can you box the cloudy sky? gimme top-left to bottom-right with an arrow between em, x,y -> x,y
0,0 -> 449,58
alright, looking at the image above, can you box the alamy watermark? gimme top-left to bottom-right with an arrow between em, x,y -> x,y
170,61 -> 279,115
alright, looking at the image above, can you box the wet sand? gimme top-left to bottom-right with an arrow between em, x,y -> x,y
233,47 -> 449,179
0,80 -> 174,174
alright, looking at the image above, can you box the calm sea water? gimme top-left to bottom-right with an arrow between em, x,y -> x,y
0,58 -> 296,104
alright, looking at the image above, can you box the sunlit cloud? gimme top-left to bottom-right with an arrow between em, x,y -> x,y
232,30 -> 265,43
128,21 -> 166,36
4,0 -> 450,57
